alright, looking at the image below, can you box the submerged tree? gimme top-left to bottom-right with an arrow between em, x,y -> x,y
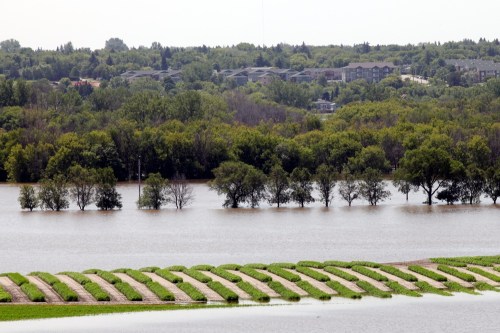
359,168 -> 391,206
138,173 -> 168,209
290,167 -> 315,207
392,178 -> 417,201
338,172 -> 359,206
18,184 -> 39,211
245,167 -> 267,208
167,173 -> 194,209
69,165 -> 96,211
315,164 -> 337,207
459,164 -> 485,204
95,167 -> 122,210
266,164 -> 290,208
436,181 -> 461,205
484,167 -> 500,204
38,175 -> 69,211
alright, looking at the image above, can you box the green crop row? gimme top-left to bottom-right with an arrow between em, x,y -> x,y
126,270 -> 152,284
379,266 -> 418,282
111,268 -> 131,273
239,267 -> 271,282
297,261 -> 324,269
0,285 -> 12,302
243,263 -> 267,270
437,265 -> 476,282
210,268 -> 242,283
83,282 -> 110,301
350,261 -> 381,268
236,281 -> 270,302
444,282 -> 479,295
474,282 -> 500,291
267,281 -> 300,301
269,263 -> 296,269
295,266 -> 330,282
182,269 -> 212,283
207,281 -> 238,302
114,282 -> 142,301
323,266 -> 359,281
82,269 -> 100,274
60,272 -> 92,285
323,261 -> 353,268
408,266 -> 447,282
155,269 -> 183,283
6,273 -> 29,286
139,267 -> 160,273
467,267 -> 500,282
450,257 -> 493,266
191,265 -> 214,271
429,258 -> 467,267
165,266 -> 187,272
52,282 -> 79,302
414,281 -> 452,296
325,281 -> 362,299
177,282 -> 207,302
20,283 -> 45,302
296,281 -> 331,300
351,266 -> 388,282
97,271 -> 122,285
356,281 -> 392,298
386,281 -> 421,297
266,266 -> 301,282
146,281 -> 175,301
29,272 -> 60,286
217,264 -> 242,271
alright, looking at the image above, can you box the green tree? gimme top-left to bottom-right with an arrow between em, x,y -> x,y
245,167 -> 267,208
290,167 -> 315,207
484,167 -> 500,204
359,168 -> 391,206
38,175 -> 69,211
392,178 -> 417,201
104,38 -> 129,52
315,164 -> 337,207
459,164 -> 485,204
18,185 -> 39,211
69,165 -> 96,211
266,164 -> 290,208
138,173 -> 168,209
338,172 -> 359,206
95,168 -> 122,210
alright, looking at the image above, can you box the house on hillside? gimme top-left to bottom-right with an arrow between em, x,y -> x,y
120,69 -> 183,83
342,62 -> 397,83
445,59 -> 500,82
313,99 -> 338,113
304,68 -> 343,81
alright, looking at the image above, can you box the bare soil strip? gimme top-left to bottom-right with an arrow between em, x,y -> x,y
56,275 -> 95,303
173,272 -> 224,301
256,270 -> 308,296
144,273 -> 192,302
335,268 -> 392,292
463,266 -> 500,286
26,276 -> 63,303
395,266 -> 446,289
0,277 -> 29,303
114,273 -> 161,303
425,266 -> 473,287
284,269 -> 336,295
310,268 -> 365,293
85,274 -> 128,303
371,268 -> 419,290
202,271 -> 251,299
229,270 -> 279,297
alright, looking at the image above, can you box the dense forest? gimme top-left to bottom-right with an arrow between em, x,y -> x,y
1,38 -> 500,205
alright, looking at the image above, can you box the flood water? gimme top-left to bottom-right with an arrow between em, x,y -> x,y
0,182 -> 499,273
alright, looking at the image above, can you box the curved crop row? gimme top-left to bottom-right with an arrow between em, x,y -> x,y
165,265 -> 187,272
5,273 -> 30,286
296,281 -> 331,300
467,267 -> 500,282
30,272 -> 79,301
207,281 -> 238,302
20,283 -> 45,302
83,282 -> 110,301
267,281 -> 300,301
323,266 -> 359,281
114,282 -> 142,301
451,257 -> 494,266
429,258 -> 467,267
97,271 -> 122,284
351,266 -> 388,282
239,267 -> 272,282
379,266 -> 418,282
444,282 -> 479,295
182,269 -> 212,283
295,266 -> 330,282
356,281 -> 391,298
474,282 -> 500,291
269,263 -> 296,269
111,268 -> 131,273
386,281 -> 421,297
350,261 -> 381,268
210,268 -> 242,283
146,281 -> 175,301
191,265 -> 214,271
297,261 -> 324,269
0,285 -> 12,302
323,261 -> 353,268
266,266 -> 301,282
437,265 -> 476,282
126,270 -> 152,284
236,281 -> 270,302
408,266 -> 447,282
60,272 -> 92,285
139,267 -> 160,273
177,282 -> 207,302
325,281 -> 362,299
243,263 -> 267,270
29,272 -> 60,286
414,281 -> 452,296
155,269 -> 183,283
217,264 -> 242,271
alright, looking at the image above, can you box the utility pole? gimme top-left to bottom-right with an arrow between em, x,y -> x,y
138,155 -> 141,203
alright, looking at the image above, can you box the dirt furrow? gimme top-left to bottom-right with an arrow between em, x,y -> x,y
85,274 -> 128,303
202,271 -> 251,299
26,276 -> 62,303
284,269 -> 336,295
114,273 -> 160,303
256,270 -> 308,296
425,266 -> 473,287
396,266 -> 446,289
311,268 -> 365,293
144,272 -> 191,302
56,275 -> 95,303
174,272 -> 224,301
229,270 -> 279,297
0,277 -> 29,303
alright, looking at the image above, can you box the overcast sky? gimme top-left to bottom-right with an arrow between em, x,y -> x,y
1,0 -> 499,50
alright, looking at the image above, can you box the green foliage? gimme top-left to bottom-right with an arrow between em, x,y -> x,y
83,282 -> 110,301
444,282 -> 479,295
266,266 -> 301,282
437,265 -> 476,282
297,261 -> 324,269
295,266 -> 330,282
6,273 -> 29,286
95,167 -> 122,210
474,282 -> 500,292
20,283 -> 45,302
207,281 -> 238,302
239,267 -> 272,282
139,267 -> 160,273
290,167 -> 315,207
296,281 -> 331,300
97,271 -> 122,284
126,270 -> 153,284
52,282 -> 79,301
429,258 -> 467,267
386,281 -> 421,297
165,265 -> 187,272
182,269 -> 212,283
356,281 -> 392,298
155,269 -> 183,283
349,261 -> 381,268
267,281 -> 300,301
243,263 -> 267,270
451,256 -> 495,266
414,281 -> 452,296
111,268 -> 130,273
408,266 -> 447,282
0,286 -> 12,302
68,165 -> 96,211
358,168 -> 391,205
323,261 -> 353,268
323,266 -> 359,281
145,281 -> 175,301
236,281 -> 270,302
37,175 -> 69,211
217,264 -> 242,271
29,272 -> 60,286
177,282 -> 207,302
60,272 -> 92,285
379,266 -> 418,282
82,269 -> 100,274
137,173 -> 168,209
314,164 -> 337,207
351,266 -> 388,282
325,281 -> 362,299
190,265 -> 214,271
18,185 -> 39,211
269,263 -> 296,269
467,267 -> 500,282
114,282 -> 142,301
210,268 -> 242,283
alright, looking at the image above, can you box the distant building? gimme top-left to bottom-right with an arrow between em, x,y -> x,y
290,72 -> 312,83
445,59 -> 500,82
120,69 -> 182,83
313,99 -> 338,113
342,62 -> 397,83
304,68 -> 343,81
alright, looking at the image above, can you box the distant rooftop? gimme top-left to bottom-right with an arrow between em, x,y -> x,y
343,62 -> 396,69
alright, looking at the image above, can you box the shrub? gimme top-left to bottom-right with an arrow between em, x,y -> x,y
297,261 -> 324,269
191,265 -> 214,271
155,269 -> 183,283
139,267 -> 160,273
83,282 -> 110,301
29,272 -> 59,286
236,281 -> 270,302
217,264 -> 242,271
267,281 -> 300,301
126,270 -> 153,284
350,261 -> 381,268
323,266 -> 359,281
177,282 -> 207,302
444,282 -> 479,295
267,266 -> 301,282
351,266 -> 388,282
325,281 -> 362,299
429,258 -> 467,267
379,266 -> 418,282
467,267 -> 500,282
20,283 -> 45,302
356,281 -> 392,298
296,281 -> 331,300
239,267 -> 272,282
207,281 -> 238,302
97,271 -> 122,284
165,265 -> 187,272
474,282 -> 500,292
146,281 -> 175,301
182,269 -> 212,283
269,263 -> 296,269
323,261 -> 353,268
210,268 -> 242,283
408,266 -> 447,282
0,286 -> 12,302
386,281 -> 421,297
114,282 -> 142,301
6,273 -> 29,286
52,282 -> 79,301
60,272 -> 92,285
295,266 -> 330,282
415,281 -> 452,296
437,265 -> 476,282
244,263 -> 267,270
